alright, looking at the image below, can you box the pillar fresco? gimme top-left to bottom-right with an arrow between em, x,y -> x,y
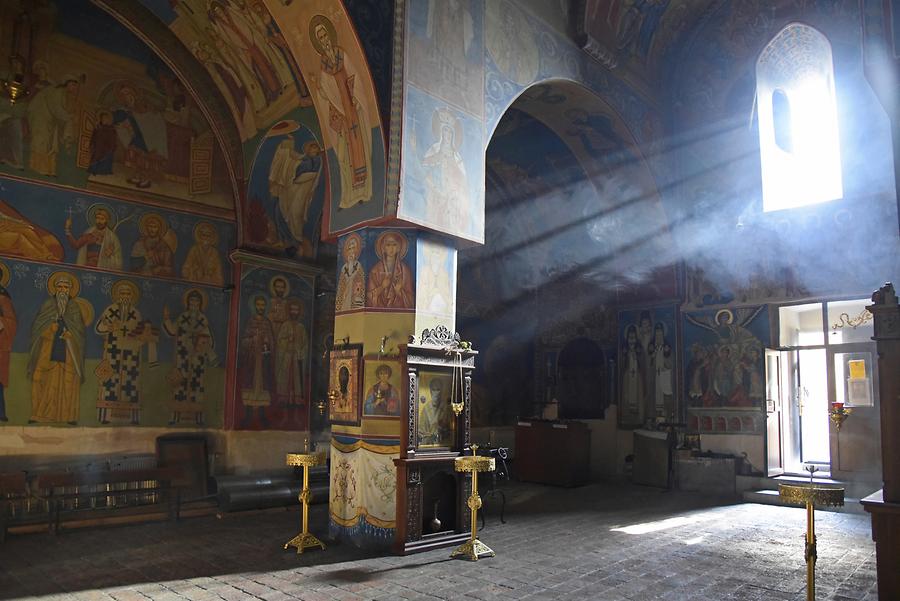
328,227 -> 457,546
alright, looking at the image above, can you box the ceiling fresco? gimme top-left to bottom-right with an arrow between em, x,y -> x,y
572,0 -> 720,95
0,0 -> 236,214
138,0 -> 313,144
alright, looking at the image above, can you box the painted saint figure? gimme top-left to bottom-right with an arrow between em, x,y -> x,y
309,15 -> 373,207
274,297 -> 308,410
268,137 -> 322,249
162,289 -> 216,425
266,276 -> 290,335
25,75 -> 82,177
239,295 -> 276,427
131,213 -> 175,277
111,83 -> 166,190
88,111 -> 117,176
646,322 -> 673,419
27,272 -> 89,425
182,222 -> 225,285
335,233 -> 365,312
620,324 -> 645,425
418,377 -> 452,446
95,280 -> 157,424
208,0 -> 283,103
364,364 -> 400,416
65,204 -> 122,270
367,231 -> 414,309
422,108 -> 469,234
0,264 -> 16,422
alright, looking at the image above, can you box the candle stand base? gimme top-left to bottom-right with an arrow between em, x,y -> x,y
450,538 -> 495,562
284,532 -> 327,554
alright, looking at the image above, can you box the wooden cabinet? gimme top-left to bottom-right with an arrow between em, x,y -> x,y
393,327 -> 477,555
514,419 -> 590,487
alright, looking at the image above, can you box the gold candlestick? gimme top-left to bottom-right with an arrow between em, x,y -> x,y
778,484 -> 844,600
284,447 -> 326,554
451,445 -> 496,561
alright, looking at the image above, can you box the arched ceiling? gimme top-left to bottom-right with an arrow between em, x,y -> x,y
460,79 -> 678,318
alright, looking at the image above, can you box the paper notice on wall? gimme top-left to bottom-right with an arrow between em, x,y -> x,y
848,360 -> 866,380
848,378 -> 872,407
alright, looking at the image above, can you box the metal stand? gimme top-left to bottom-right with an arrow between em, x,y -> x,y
284,448 -> 326,554
778,483 -> 844,600
451,445 -> 496,561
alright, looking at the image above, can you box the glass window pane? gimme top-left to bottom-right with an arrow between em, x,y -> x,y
779,303 -> 824,347
827,299 -> 874,344
833,351 -> 875,407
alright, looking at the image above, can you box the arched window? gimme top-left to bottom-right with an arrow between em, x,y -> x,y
757,24 -> 842,212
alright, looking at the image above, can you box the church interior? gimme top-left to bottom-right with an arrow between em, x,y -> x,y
0,0 -> 899,599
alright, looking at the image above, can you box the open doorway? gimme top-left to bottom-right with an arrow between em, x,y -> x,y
767,299 -> 880,478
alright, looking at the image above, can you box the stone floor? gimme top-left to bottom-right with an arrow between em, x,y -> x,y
0,481 -> 878,601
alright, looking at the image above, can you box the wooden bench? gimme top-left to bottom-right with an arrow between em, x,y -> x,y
33,466 -> 186,535
0,471 -> 28,542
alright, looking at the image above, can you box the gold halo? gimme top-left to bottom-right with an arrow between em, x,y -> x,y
342,232 -> 363,261
110,279 -> 141,304
46,270 -> 80,298
193,221 -> 219,244
269,275 -> 291,297
308,14 -> 337,56
138,212 -> 169,237
182,287 -> 208,311
715,309 -> 734,326
374,230 -> 409,261
0,261 -> 9,288
86,203 -> 117,229
431,107 -> 463,151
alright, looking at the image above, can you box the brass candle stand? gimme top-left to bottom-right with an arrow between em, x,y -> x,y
451,445 -> 495,561
778,483 -> 844,601
284,441 -> 327,554
829,404 -> 852,431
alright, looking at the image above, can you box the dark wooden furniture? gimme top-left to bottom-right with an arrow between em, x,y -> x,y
514,419 -> 590,487
0,471 -> 27,542
394,326 -> 477,555
861,284 -> 900,600
33,466 -> 185,534
156,433 -> 210,500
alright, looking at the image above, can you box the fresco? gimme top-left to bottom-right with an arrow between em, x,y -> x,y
139,0 -> 312,142
335,229 -> 417,314
245,120 -> 327,259
668,3 -> 900,307
617,306 -> 677,428
367,231 -> 415,309
233,264 -> 314,431
407,0 -> 484,118
485,0 -> 539,88
572,0 -> 719,89
0,176 -> 234,287
335,232 -> 366,313
265,0 -> 387,235
0,258 -> 227,427
683,306 -> 769,411
0,0 -> 233,211
415,235 -> 457,331
399,86 -> 484,243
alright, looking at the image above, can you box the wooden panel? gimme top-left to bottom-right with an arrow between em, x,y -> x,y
514,420 -> 590,487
